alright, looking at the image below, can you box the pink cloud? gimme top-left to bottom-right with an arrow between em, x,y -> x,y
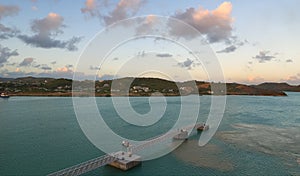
81,0 -> 99,17
170,2 -> 234,42
56,66 -> 73,72
81,0 -> 146,25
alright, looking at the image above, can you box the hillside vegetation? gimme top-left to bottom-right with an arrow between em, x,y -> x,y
0,76 -> 297,97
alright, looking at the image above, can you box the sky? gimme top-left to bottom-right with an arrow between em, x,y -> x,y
0,0 -> 299,85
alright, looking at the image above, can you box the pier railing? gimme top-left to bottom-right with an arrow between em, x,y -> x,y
48,124 -> 197,176
48,154 -> 117,176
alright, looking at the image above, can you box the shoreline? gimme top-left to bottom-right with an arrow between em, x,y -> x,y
6,92 -> 288,97
1,77 -> 295,97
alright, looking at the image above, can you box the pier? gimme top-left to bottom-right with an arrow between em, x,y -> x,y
48,154 -> 117,176
108,151 -> 141,171
48,123 -> 202,176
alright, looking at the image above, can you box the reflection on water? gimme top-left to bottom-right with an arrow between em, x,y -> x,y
173,140 -> 233,172
216,123 -> 300,174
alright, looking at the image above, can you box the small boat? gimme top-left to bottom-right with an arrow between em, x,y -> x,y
0,93 -> 9,98
196,123 -> 209,131
173,129 -> 188,140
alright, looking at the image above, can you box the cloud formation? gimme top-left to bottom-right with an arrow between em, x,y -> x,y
104,0 -> 146,25
0,4 -> 19,19
217,36 -> 247,53
6,62 -> 16,66
177,58 -> 201,70
80,1 -> 235,45
252,51 -> 277,63
156,53 -> 173,58
0,62 -> 96,79
40,64 -> 52,70
19,57 -> 34,67
286,59 -> 293,63
81,0 -> 99,17
217,45 -> 237,53
56,65 -> 73,73
0,4 -> 20,40
33,64 -> 40,68
98,74 -> 115,80
170,2 -> 233,43
282,73 -> 300,85
0,69 -> 72,79
18,13 -> 82,51
0,23 -> 19,40
178,58 -> 193,69
246,75 -> 265,84
90,65 -> 100,70
136,14 -> 157,34
0,44 -> 19,67
81,0 -> 146,25
65,64 -> 73,69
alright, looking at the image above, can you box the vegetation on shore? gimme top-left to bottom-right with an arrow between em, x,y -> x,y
1,77 -> 298,97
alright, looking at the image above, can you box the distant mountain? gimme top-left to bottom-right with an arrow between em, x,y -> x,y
14,76 -> 56,82
252,82 -> 300,92
0,77 -> 296,96
0,77 -> 14,82
195,82 -> 287,96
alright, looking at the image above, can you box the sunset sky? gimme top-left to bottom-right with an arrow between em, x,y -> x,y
0,0 -> 299,84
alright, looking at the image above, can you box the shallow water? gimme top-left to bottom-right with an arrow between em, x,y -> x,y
0,93 -> 299,175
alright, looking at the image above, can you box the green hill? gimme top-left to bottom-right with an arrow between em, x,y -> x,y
0,77 -> 296,97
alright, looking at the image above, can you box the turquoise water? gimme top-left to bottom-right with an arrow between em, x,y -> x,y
0,93 -> 299,175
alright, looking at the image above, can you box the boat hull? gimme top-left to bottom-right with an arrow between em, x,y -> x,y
196,124 -> 209,131
0,96 -> 9,98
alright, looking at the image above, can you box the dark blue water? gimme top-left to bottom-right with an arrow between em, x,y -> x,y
0,93 -> 299,175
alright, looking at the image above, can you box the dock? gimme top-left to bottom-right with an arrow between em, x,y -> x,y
108,151 -> 141,171
48,123 -> 208,176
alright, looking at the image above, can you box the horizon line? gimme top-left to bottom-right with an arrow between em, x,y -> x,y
0,76 -> 299,86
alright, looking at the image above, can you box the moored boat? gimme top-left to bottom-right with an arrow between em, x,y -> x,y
196,123 -> 209,131
0,93 -> 10,98
173,129 -> 188,140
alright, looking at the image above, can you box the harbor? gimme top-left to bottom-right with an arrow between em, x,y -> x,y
48,123 -> 207,176
1,96 -> 299,175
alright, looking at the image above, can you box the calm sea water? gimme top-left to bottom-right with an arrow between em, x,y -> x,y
0,93 -> 299,175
